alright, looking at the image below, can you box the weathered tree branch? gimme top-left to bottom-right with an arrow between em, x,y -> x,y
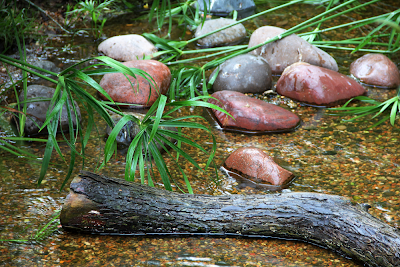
61,171 -> 400,267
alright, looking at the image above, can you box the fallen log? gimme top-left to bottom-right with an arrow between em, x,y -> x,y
61,171 -> 400,267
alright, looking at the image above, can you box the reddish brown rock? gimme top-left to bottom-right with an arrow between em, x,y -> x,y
276,62 -> 366,107
208,91 -> 300,133
99,60 -> 171,107
224,147 -> 294,186
350,53 -> 400,88
248,26 -> 338,74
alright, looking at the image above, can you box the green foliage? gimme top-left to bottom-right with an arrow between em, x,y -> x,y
135,0 -> 208,36
0,52 -> 230,192
66,0 -> 115,39
328,91 -> 400,129
0,0 -> 38,53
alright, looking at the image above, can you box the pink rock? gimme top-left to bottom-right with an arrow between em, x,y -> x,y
350,53 -> 400,88
98,34 -> 158,61
224,147 -> 294,186
276,62 -> 366,107
248,26 -> 338,74
99,60 -> 171,107
208,91 -> 300,133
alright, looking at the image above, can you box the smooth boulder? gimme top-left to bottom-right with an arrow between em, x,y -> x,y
211,54 -> 272,93
17,85 -> 81,136
195,18 -> 246,47
98,34 -> 158,61
248,26 -> 338,74
224,147 -> 294,187
99,60 -> 171,107
208,91 -> 300,133
276,62 -> 366,107
350,53 -> 400,88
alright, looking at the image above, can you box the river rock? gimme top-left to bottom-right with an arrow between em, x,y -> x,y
248,26 -> 338,74
195,18 -> 246,47
350,53 -> 400,88
195,0 -> 256,18
17,85 -> 81,136
106,112 -> 176,149
276,62 -> 366,107
30,60 -> 60,77
98,34 -> 158,61
208,91 -> 300,133
224,147 -> 294,186
99,60 -> 171,107
211,54 -> 272,93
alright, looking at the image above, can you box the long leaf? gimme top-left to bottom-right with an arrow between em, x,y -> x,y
148,95 -> 167,144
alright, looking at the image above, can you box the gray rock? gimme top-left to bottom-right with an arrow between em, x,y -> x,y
248,26 -> 338,74
98,34 -> 158,62
106,112 -> 177,150
211,54 -> 272,93
195,18 -> 246,47
195,0 -> 256,19
30,60 -> 60,77
17,85 -> 81,136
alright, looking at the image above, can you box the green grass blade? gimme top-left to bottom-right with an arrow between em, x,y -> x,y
148,141 -> 172,190
390,98 -> 399,126
125,130 -> 146,181
103,115 -> 133,164
148,95 -> 167,144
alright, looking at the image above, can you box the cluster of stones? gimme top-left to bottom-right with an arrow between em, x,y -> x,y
19,0 -> 400,189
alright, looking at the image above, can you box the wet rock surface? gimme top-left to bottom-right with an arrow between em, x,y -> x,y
17,85 -> 81,136
195,0 -> 256,18
276,62 -> 366,107
350,53 -> 400,88
30,60 -> 60,77
211,54 -> 272,93
208,90 -> 300,132
224,146 -> 294,187
248,26 -> 338,74
195,18 -> 246,47
99,60 -> 171,107
98,34 -> 158,61
105,112 -> 176,149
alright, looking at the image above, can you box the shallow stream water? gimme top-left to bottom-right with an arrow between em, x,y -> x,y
1,1 -> 400,266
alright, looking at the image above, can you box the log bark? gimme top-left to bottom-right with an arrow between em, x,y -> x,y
61,171 -> 400,267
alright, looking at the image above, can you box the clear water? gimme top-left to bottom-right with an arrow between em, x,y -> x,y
0,1 -> 399,266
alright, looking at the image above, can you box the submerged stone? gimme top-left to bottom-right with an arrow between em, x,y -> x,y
195,18 -> 246,47
224,147 -> 294,188
30,60 -> 60,77
210,54 -> 272,93
208,91 -> 300,133
248,26 -> 338,74
98,34 -> 158,61
350,53 -> 400,88
17,85 -> 81,136
195,0 -> 256,19
99,60 -> 171,107
276,62 -> 366,107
